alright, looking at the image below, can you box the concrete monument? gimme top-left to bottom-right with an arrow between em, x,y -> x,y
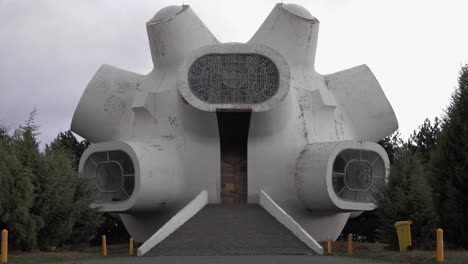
72,3 -> 397,254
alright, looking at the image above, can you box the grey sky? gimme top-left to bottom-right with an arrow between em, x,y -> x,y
1,0 -> 467,147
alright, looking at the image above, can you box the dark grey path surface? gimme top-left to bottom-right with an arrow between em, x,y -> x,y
62,255 -> 392,264
146,204 -> 313,256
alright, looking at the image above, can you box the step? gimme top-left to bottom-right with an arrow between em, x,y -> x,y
145,204 -> 314,256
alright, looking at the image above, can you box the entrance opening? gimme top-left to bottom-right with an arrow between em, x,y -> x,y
217,111 -> 251,204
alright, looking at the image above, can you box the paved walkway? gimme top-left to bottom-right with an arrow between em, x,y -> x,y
62,255 -> 392,264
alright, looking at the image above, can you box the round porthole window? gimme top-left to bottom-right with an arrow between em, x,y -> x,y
96,161 -> 124,192
82,150 -> 135,203
332,149 -> 385,203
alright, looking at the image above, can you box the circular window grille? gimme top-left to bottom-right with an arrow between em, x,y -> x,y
332,149 -> 385,203
83,151 -> 135,204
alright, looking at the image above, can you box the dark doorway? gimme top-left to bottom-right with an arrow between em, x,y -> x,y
217,111 -> 251,204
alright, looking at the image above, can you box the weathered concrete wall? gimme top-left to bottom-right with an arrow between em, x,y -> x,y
245,3 -> 396,241
73,5 -> 222,241
72,3 -> 398,243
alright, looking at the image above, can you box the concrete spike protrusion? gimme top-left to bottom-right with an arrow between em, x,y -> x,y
249,3 -> 319,68
146,5 -> 220,68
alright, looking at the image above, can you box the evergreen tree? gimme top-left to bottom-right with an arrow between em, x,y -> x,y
12,109 -> 42,177
0,136 -> 4,221
378,131 -> 403,164
430,64 -> 468,247
47,130 -> 90,169
377,146 -> 437,250
68,179 -> 102,245
0,113 -> 102,250
37,138 -> 102,249
409,118 -> 440,164
0,126 -> 8,142
35,147 -> 81,250
0,137 -> 40,250
48,131 -> 127,245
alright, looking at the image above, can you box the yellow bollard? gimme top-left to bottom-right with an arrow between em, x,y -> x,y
437,228 -> 444,262
327,237 -> 332,255
101,235 -> 107,257
129,238 -> 134,256
348,233 -> 353,255
1,229 -> 7,263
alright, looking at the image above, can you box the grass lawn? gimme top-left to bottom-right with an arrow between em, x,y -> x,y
328,240 -> 468,264
5,241 -> 468,264
6,243 -> 135,264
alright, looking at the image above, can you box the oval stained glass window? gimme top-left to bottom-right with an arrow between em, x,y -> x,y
188,54 -> 279,104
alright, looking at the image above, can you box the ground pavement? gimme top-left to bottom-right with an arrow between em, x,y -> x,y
62,255 -> 392,264
62,205 -> 393,263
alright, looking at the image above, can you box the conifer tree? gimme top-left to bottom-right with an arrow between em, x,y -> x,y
409,118 -> 440,164
0,139 -> 39,250
38,136 -> 101,248
378,131 -> 403,164
12,109 -> 42,177
68,177 -> 102,245
0,113 -> 102,250
377,146 -> 437,249
48,131 -> 128,245
430,64 -> 468,247
47,130 -> 90,169
35,147 -> 79,249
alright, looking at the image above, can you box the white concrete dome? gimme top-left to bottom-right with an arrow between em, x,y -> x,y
281,3 -> 318,21
148,5 -> 185,24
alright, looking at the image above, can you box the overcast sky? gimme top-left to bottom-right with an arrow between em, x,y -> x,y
1,0 -> 467,147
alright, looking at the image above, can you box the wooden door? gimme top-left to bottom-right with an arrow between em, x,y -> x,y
221,156 -> 247,204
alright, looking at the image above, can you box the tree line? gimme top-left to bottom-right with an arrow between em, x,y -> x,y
343,64 -> 468,249
0,110 -> 99,250
0,111 -> 128,250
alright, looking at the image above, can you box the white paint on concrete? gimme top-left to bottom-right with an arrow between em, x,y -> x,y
137,190 -> 208,256
259,190 -> 323,255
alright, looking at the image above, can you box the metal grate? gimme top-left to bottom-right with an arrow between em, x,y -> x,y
83,150 -> 135,203
188,54 -> 279,104
332,149 -> 385,203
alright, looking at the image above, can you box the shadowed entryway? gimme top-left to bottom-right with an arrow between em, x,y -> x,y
217,111 -> 251,204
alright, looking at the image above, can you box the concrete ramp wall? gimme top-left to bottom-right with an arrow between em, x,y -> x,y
137,190 -> 208,256
259,190 -> 324,255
